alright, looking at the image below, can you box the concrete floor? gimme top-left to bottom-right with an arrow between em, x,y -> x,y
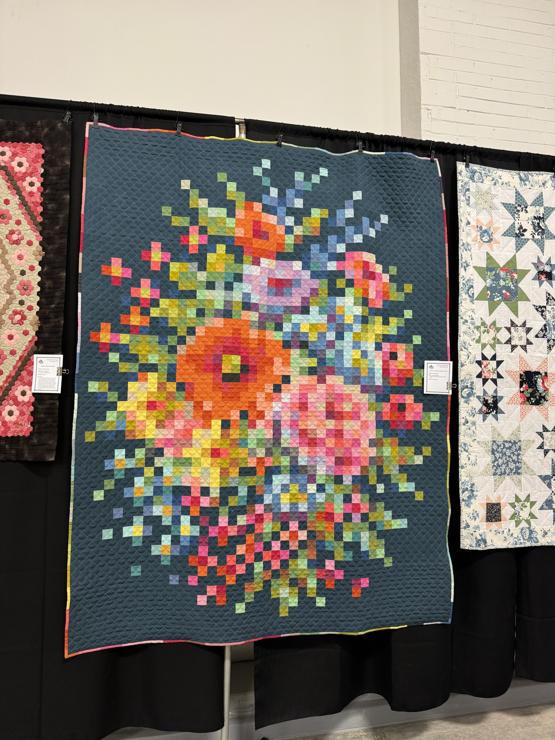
301,702 -> 555,740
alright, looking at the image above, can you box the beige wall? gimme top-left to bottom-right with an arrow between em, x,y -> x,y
419,0 -> 555,155
0,0 -> 402,135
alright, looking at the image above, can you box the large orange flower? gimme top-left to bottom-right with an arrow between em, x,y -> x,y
234,201 -> 286,259
176,318 -> 290,424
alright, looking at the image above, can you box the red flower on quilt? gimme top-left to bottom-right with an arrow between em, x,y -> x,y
8,309 -> 26,326
6,229 -> 23,245
379,393 -> 424,431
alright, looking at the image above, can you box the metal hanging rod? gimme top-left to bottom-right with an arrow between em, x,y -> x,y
0,93 -> 233,125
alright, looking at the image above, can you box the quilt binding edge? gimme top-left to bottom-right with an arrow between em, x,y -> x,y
64,122 -> 453,657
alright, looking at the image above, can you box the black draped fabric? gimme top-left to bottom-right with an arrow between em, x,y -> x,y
1,98 -> 554,739
247,119 -> 555,729
0,97 -> 232,740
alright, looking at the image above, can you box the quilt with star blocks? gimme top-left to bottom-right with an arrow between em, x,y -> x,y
66,124 -> 452,655
458,162 -> 555,549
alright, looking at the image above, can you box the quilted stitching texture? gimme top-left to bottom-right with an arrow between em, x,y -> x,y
67,125 -> 452,654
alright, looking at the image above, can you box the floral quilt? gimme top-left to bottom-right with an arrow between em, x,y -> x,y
0,139 -> 43,436
0,119 -> 70,460
66,124 -> 452,654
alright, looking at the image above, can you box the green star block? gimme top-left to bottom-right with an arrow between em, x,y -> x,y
478,319 -> 505,350
474,252 -> 529,316
509,493 -> 537,527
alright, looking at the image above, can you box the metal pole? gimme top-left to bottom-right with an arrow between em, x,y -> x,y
220,645 -> 232,740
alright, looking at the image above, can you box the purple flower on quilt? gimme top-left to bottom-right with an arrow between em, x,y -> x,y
242,259 -> 319,311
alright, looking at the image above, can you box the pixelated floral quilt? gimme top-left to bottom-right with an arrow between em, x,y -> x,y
66,124 -> 452,655
459,163 -> 555,549
0,119 -> 70,461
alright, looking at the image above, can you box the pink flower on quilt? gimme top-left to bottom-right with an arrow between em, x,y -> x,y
153,408 -> 196,455
1,405 -> 19,422
0,350 -> 7,365
335,251 -> 392,308
8,309 -> 26,326
2,329 -> 18,345
242,259 -> 319,309
382,341 -> 414,386
0,146 -> 11,161
14,386 -> 32,403
6,229 -> 23,245
266,374 -> 377,476
11,156 -> 29,173
23,175 -> 42,193
16,279 -> 34,296
0,209 -> 12,225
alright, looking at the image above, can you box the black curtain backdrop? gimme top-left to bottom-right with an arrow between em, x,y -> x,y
0,95 -> 554,739
0,96 -> 232,740
245,120 -> 555,729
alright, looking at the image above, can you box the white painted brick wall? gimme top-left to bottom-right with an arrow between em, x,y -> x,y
419,0 -> 555,155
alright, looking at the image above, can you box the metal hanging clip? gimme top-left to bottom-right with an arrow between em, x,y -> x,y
235,117 -> 246,139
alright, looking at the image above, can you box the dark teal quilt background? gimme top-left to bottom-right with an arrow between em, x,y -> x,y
67,125 -> 452,654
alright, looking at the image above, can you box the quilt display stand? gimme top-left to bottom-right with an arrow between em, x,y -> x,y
221,645 -> 231,740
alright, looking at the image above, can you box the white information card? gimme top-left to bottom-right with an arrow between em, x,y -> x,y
31,354 -> 64,394
423,360 -> 453,395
